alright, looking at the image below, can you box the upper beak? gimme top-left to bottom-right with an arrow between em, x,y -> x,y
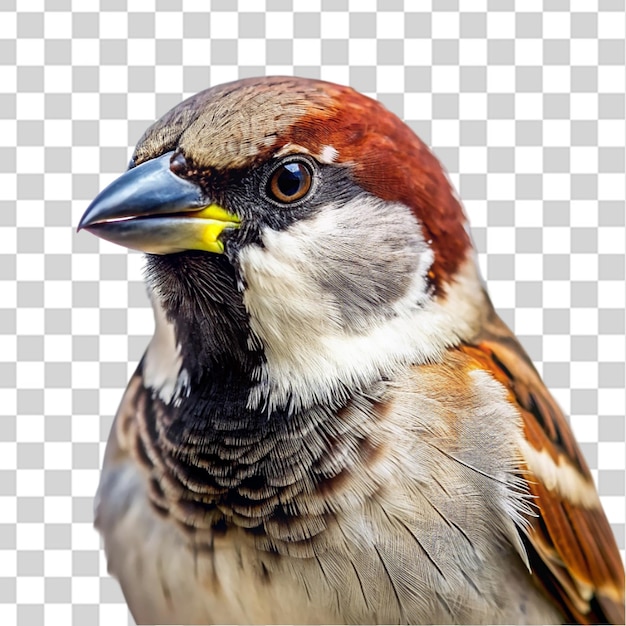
77,151 -> 240,254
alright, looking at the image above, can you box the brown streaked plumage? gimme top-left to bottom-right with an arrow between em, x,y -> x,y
461,309 -> 625,625
81,76 -> 624,624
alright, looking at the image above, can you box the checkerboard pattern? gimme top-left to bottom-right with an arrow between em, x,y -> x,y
1,2 -> 625,624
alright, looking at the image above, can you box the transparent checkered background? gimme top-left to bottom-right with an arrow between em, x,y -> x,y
1,1 -> 625,625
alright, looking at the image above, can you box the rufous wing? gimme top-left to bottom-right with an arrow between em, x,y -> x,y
461,300 -> 625,625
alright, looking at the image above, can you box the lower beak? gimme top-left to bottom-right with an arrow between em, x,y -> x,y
77,151 -> 240,254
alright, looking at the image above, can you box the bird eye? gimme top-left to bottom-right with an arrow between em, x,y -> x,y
267,161 -> 313,204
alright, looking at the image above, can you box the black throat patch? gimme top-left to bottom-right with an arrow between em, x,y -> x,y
145,251 -> 264,375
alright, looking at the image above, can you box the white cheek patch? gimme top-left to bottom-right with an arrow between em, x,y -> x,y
395,246 -> 434,314
142,292 -> 189,406
238,199 -> 483,414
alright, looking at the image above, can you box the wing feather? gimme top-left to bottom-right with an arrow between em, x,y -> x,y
460,302 -> 625,625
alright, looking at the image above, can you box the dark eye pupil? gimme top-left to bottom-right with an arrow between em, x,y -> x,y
268,160 -> 313,204
276,163 -> 305,197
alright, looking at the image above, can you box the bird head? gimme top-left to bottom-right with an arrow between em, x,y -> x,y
79,76 -> 485,413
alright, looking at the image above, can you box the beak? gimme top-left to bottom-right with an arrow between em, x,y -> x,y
77,151 -> 240,254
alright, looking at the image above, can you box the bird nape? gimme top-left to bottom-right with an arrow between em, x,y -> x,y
79,76 -> 624,625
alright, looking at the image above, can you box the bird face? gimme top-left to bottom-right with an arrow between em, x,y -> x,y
79,76 -> 482,412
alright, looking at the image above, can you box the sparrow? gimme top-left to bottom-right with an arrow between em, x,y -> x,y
79,76 -> 625,625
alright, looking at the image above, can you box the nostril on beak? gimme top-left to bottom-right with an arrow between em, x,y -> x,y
170,152 -> 189,176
